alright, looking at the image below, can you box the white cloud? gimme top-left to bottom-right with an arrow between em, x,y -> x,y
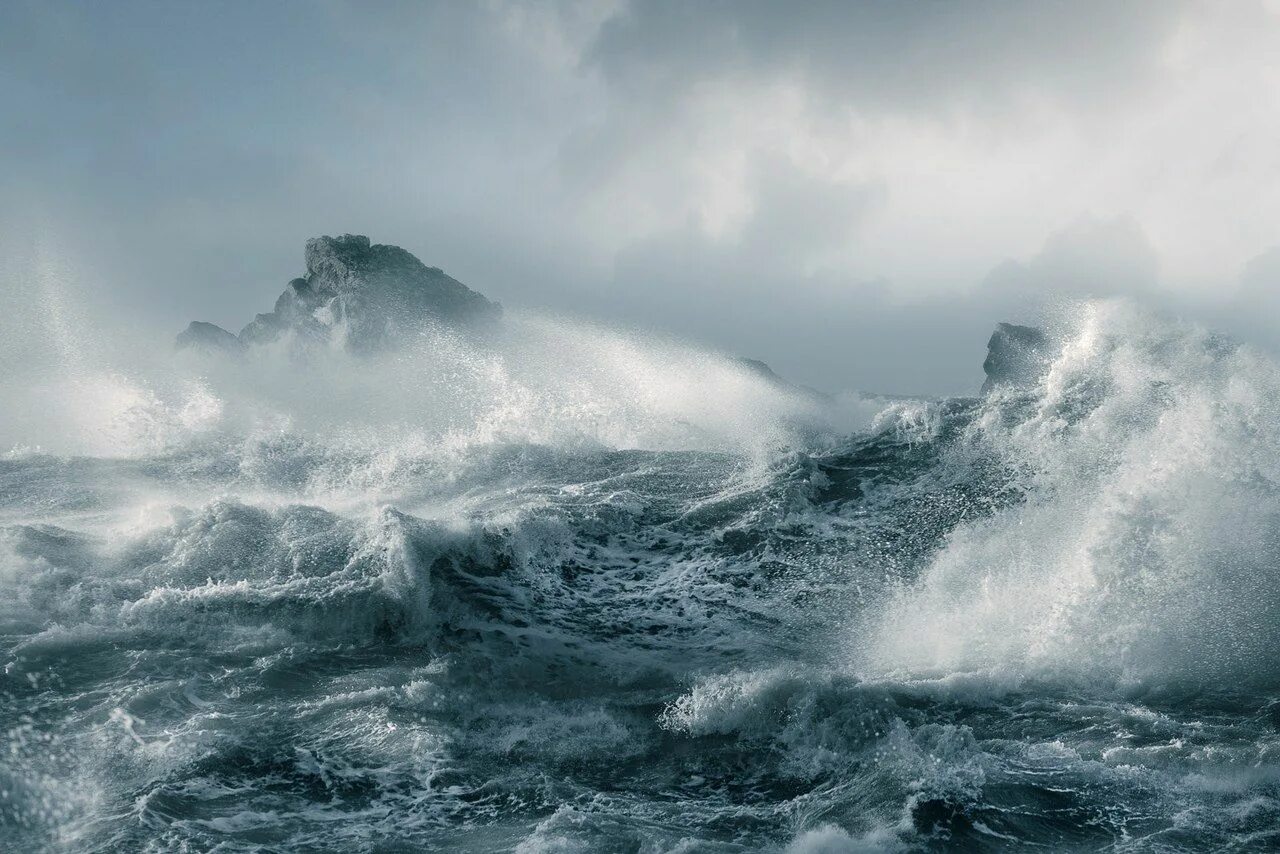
561,0 -> 1280,297
4,0 -> 1280,394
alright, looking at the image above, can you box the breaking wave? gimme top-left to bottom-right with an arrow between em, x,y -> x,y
5,297 -> 1280,851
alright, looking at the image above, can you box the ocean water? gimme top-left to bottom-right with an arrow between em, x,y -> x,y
4,300 -> 1280,852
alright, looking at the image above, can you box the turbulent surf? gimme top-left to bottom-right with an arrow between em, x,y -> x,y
4,242 -> 1280,852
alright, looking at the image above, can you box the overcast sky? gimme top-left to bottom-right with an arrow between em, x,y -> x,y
3,0 -> 1280,394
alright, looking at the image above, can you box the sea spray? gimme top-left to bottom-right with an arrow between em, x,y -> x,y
5,295 -> 1280,850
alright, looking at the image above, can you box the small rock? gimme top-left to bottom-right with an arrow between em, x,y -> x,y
175,321 -> 245,354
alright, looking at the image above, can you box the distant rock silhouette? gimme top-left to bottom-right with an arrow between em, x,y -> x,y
176,234 -> 831,397
176,320 -> 245,354
179,234 -> 500,353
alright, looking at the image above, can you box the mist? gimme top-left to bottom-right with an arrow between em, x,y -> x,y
4,1 -> 1280,396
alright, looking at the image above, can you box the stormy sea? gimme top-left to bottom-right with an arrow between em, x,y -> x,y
5,236 -> 1280,852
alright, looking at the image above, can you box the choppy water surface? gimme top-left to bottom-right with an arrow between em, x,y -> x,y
5,302 -> 1280,852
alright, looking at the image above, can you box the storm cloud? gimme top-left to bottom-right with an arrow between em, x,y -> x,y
3,0 -> 1279,394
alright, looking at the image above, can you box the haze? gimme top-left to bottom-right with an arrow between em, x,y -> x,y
3,0 -> 1279,395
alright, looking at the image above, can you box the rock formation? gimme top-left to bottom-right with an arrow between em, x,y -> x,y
176,233 -> 826,398
178,235 -> 500,353
981,322 -> 1049,394
175,320 -> 246,354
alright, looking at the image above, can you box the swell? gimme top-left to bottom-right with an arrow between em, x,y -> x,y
6,298 -> 1280,850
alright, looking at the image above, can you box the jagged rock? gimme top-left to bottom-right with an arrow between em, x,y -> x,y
180,234 -> 501,353
981,322 -> 1049,394
176,321 -> 246,354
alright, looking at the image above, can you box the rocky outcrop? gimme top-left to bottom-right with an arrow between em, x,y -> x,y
981,322 -> 1049,394
176,321 -> 246,354
178,235 -> 500,353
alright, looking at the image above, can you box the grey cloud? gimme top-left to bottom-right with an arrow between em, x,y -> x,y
1,1 -> 1275,398
585,0 -> 1189,116
736,158 -> 886,266
983,215 -> 1160,305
